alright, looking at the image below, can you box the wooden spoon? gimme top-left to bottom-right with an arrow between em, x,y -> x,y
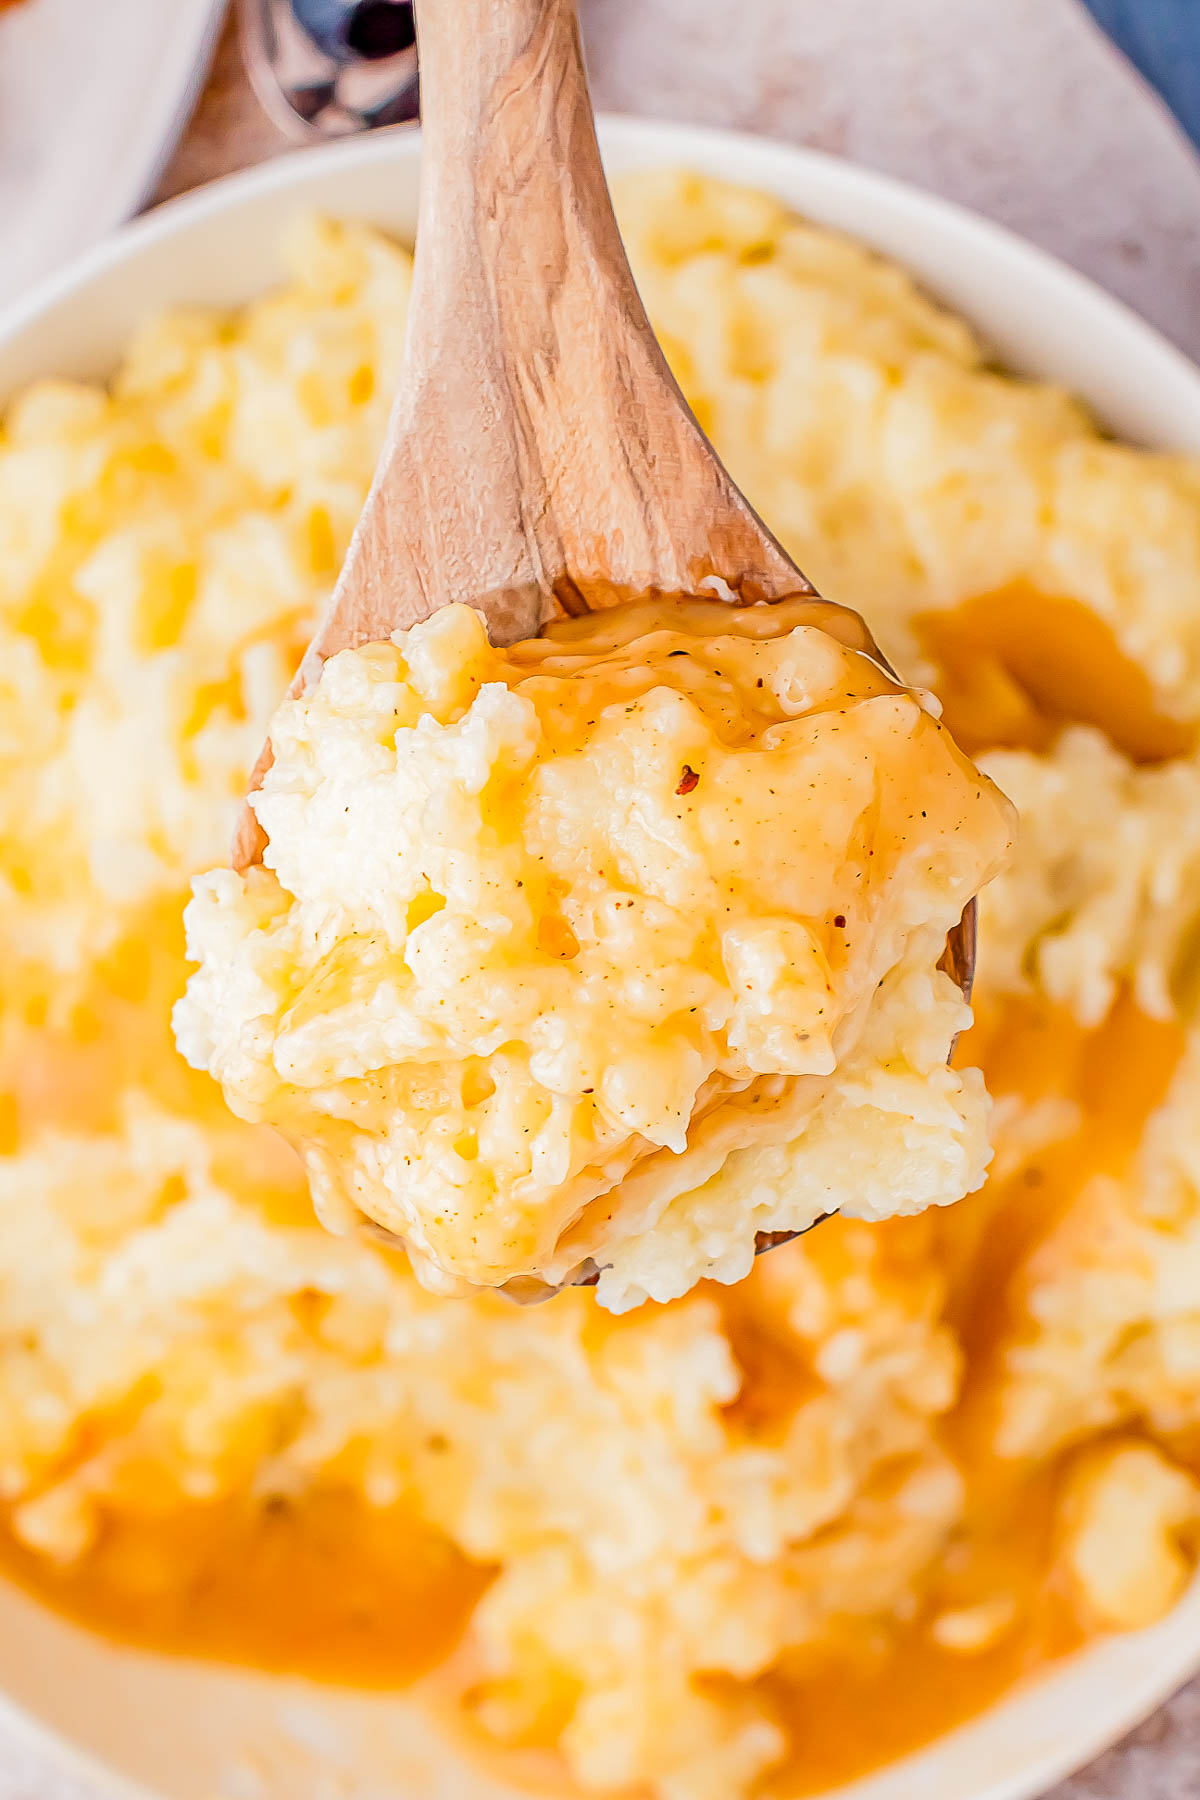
233,0 -> 826,869
232,0 -> 976,1279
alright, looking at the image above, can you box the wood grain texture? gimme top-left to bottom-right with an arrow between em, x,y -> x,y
319,0 -> 809,628
233,0 -> 812,867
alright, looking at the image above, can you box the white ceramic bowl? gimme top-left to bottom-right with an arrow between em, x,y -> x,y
3,118 -> 1200,1800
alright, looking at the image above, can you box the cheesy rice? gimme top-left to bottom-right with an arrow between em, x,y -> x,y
2,170 -> 1200,1800
175,596 -> 1011,1307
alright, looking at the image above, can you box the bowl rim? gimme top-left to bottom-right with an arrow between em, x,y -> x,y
5,113 -> 1200,443
1,111 -> 1200,1800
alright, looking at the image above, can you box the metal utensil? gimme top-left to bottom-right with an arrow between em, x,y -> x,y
238,0 -> 419,138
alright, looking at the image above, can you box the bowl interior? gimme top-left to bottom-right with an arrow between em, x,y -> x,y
2,118 -> 1200,1800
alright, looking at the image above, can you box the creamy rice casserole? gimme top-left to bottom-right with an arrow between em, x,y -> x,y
2,170 -> 1200,1798
175,594 -> 1011,1308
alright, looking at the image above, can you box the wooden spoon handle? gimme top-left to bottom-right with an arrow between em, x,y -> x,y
301,0 -> 809,677
234,0 -> 813,869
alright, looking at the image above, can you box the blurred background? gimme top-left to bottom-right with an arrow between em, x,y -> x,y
2,0 -> 1200,356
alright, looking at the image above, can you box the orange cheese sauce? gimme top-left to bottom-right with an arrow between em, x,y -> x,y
754,586 -> 1193,1793
0,586 -> 1191,1791
945,990 -> 1183,1369
0,1487 -> 488,1687
763,1520 -> 1078,1800
761,988 -> 1185,1796
919,583 -> 1195,764
4,988 -> 1170,1786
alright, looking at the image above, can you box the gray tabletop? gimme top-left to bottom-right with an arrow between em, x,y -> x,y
6,2 -> 1200,1796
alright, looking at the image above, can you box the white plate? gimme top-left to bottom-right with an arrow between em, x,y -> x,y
0,0 -> 223,307
2,119 -> 1200,1800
